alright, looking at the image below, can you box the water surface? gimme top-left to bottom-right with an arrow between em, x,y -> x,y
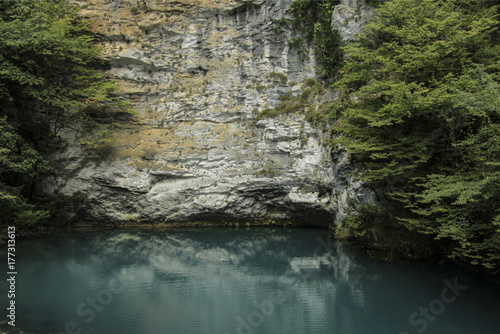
1,228 -> 499,334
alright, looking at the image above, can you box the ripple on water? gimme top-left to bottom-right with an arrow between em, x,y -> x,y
3,229 -> 499,334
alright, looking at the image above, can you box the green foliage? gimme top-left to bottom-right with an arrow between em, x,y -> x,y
289,0 -> 343,80
253,78 -> 339,126
335,0 -> 500,272
339,202 -> 391,240
365,0 -> 387,8
304,78 -> 316,87
255,109 -> 275,121
0,117 -> 50,177
287,36 -> 308,60
273,18 -> 290,36
255,81 -> 328,121
255,83 -> 267,93
337,200 -> 436,259
139,25 -> 151,35
130,6 -> 139,15
0,117 -> 51,227
79,123 -> 116,148
0,0 -> 127,230
45,191 -> 88,228
0,0 -> 127,143
0,184 -> 50,227
267,72 -> 288,84
255,102 -> 306,121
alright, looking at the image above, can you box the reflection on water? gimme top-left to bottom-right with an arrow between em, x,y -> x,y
1,228 -> 499,334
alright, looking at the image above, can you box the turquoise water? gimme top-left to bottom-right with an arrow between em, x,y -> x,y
1,228 -> 499,334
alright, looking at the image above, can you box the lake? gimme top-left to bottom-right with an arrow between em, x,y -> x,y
1,228 -> 499,334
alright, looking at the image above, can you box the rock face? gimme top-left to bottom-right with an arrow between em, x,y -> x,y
332,0 -> 376,41
44,0 -> 374,225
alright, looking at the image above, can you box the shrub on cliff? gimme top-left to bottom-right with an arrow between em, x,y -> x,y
289,0 -> 343,81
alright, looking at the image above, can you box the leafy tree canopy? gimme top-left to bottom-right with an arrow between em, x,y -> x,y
0,0 -> 122,139
0,0 -> 125,229
334,0 -> 500,272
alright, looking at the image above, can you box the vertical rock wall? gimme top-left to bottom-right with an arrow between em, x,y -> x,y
45,0 -> 374,225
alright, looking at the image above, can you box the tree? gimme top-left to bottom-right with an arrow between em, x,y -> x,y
0,117 -> 50,226
0,0 -> 122,141
0,0 -> 125,229
334,0 -> 500,271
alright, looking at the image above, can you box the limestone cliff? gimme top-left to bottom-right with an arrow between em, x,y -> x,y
332,0 -> 376,41
44,0 -> 374,225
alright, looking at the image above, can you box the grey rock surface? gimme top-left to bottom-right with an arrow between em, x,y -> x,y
45,0 -> 374,225
332,0 -> 376,41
